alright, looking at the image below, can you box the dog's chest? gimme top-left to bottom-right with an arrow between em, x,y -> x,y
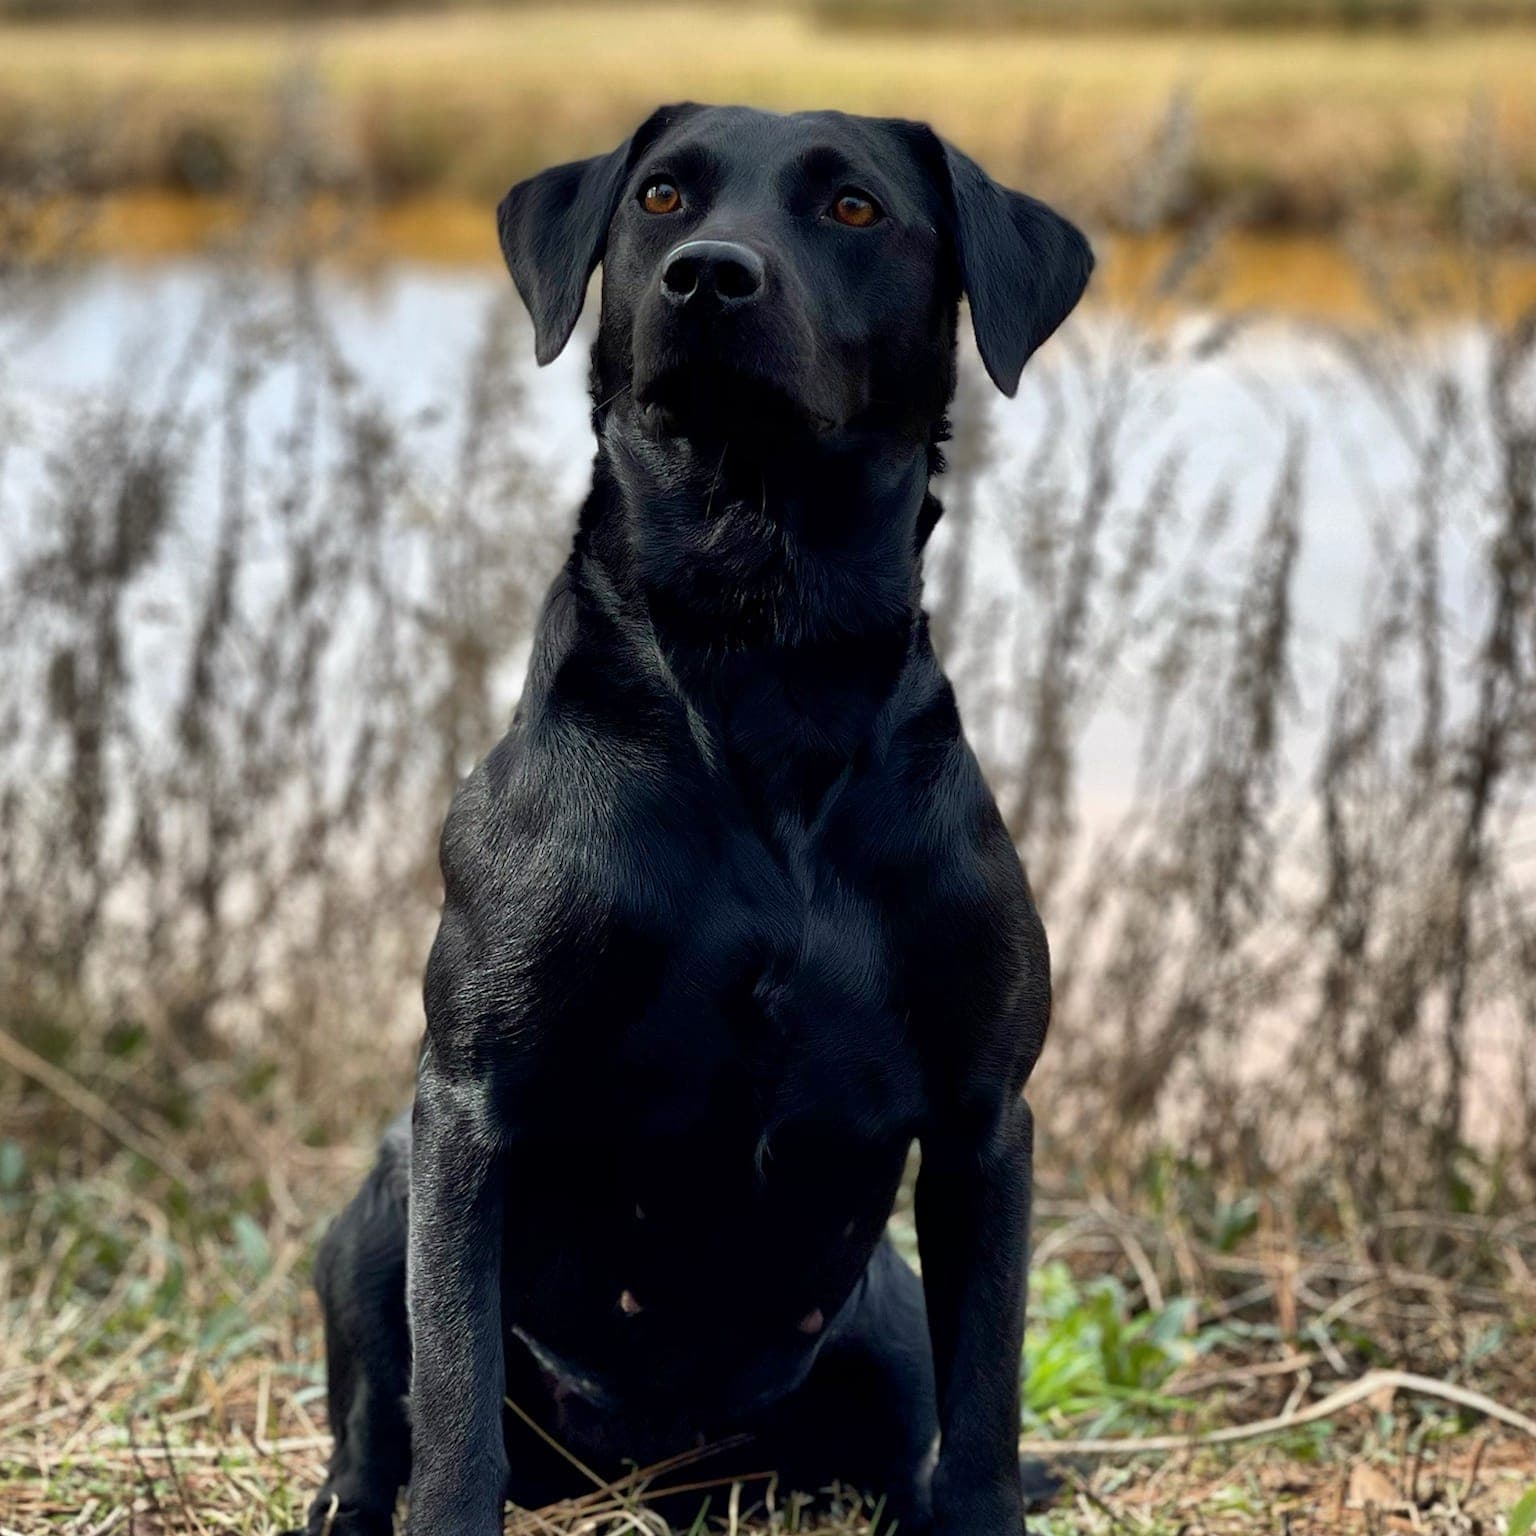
510,790 -> 928,1233
622,819 -> 924,1143
503,837 -> 920,1361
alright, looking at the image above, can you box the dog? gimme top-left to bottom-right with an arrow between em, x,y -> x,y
296,102 -> 1091,1536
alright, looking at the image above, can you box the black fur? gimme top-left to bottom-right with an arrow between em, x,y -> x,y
297,104 -> 1092,1536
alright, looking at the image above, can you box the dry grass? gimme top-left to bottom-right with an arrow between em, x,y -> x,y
2,1147 -> 1533,1535
0,5 -> 1534,229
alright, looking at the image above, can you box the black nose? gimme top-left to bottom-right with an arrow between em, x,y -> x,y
661,240 -> 765,307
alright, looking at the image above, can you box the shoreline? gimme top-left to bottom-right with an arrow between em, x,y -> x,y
26,190 -> 1536,321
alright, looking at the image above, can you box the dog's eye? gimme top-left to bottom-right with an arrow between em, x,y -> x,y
640,181 -> 682,215
829,190 -> 881,228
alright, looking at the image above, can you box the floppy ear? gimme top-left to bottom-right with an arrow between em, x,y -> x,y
933,139 -> 1094,397
497,104 -> 695,365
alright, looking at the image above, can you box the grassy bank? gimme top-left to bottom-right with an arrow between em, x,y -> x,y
2,1141 -> 1534,1536
0,6 -> 1534,232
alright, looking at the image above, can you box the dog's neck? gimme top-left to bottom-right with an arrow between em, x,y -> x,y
587,418 -> 935,652
571,418 -> 942,811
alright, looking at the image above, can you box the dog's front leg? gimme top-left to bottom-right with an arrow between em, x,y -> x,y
406,1058 -> 509,1536
916,1094 -> 1034,1536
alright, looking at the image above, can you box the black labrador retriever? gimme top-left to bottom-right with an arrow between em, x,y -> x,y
298,103 -> 1091,1536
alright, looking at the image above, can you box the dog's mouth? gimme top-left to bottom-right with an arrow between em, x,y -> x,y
633,359 -> 838,442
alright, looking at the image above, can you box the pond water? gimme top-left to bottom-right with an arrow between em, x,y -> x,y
0,255 -> 1507,817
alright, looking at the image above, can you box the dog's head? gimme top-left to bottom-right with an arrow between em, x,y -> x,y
498,103 -> 1092,445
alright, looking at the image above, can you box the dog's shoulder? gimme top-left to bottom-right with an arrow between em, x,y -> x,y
437,562 -> 687,877
422,564 -> 718,1068
832,647 -> 1003,866
823,648 -> 1050,1095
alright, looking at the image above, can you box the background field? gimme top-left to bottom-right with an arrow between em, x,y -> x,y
1,5 -> 1535,236
3,3 -> 1536,1534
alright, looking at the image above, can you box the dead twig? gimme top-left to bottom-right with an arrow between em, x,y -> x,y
1019,1369 -> 1536,1458
0,1029 -> 195,1187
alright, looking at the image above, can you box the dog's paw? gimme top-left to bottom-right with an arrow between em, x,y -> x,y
930,1469 -> 1027,1536
1018,1456 -> 1069,1512
287,1497 -> 394,1536
873,1481 -> 934,1536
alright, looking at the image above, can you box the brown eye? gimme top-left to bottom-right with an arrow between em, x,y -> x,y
830,190 -> 881,228
641,181 -> 681,215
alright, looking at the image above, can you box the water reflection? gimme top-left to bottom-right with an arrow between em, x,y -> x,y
0,256 -> 1501,813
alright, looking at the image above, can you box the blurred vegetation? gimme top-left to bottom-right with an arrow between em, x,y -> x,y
3,81 -> 1535,1218
811,0 -> 1536,27
2,0 -> 1535,23
0,6 -> 1533,235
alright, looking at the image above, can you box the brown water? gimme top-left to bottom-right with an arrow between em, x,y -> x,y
50,191 -> 1536,321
